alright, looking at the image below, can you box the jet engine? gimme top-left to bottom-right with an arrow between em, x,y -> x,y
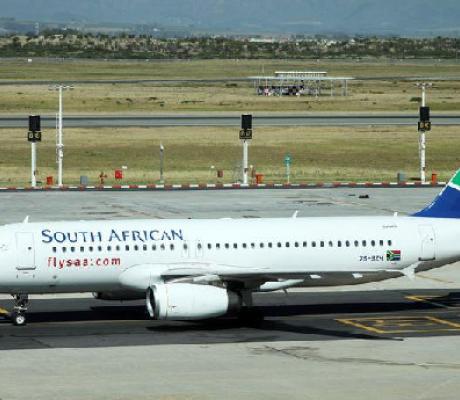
146,283 -> 241,320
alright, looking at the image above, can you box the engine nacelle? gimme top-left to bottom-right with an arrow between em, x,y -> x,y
93,290 -> 144,301
146,283 -> 241,320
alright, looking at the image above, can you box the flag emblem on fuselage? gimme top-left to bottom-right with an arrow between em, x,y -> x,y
386,250 -> 401,261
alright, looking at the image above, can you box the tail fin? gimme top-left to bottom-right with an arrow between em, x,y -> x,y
413,170 -> 460,218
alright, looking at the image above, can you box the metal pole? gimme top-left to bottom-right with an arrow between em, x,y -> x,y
286,163 -> 290,184
57,86 -> 64,187
31,142 -> 36,188
159,143 -> 164,183
243,140 -> 248,184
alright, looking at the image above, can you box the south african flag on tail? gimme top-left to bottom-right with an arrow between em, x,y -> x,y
386,249 -> 401,262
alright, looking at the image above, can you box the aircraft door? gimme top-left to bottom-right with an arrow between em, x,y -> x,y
418,225 -> 436,261
16,232 -> 36,270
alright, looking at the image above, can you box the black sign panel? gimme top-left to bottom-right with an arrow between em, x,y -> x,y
27,131 -> 42,142
241,114 -> 252,130
420,106 -> 430,122
29,115 -> 41,132
239,129 -> 253,140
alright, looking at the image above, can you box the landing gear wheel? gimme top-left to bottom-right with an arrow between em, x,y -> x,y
12,312 -> 26,326
11,294 -> 29,326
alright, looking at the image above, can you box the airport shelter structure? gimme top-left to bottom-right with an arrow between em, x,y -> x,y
249,71 -> 354,97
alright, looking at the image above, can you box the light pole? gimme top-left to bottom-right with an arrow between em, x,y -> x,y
49,84 -> 74,187
416,83 -> 432,183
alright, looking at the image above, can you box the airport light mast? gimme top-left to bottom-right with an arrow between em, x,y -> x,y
49,84 -> 74,187
416,83 -> 432,183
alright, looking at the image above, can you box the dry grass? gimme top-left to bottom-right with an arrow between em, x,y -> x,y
0,125 -> 458,186
1,58 -> 460,113
2,58 -> 460,80
2,79 -> 460,114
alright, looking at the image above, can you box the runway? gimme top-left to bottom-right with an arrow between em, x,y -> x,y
0,290 -> 460,350
1,113 -> 460,128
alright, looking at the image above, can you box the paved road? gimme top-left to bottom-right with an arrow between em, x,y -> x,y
1,113 -> 460,128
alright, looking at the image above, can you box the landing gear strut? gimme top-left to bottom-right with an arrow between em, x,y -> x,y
11,294 -> 29,326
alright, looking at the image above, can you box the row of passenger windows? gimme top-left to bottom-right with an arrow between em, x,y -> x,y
52,239 -> 393,254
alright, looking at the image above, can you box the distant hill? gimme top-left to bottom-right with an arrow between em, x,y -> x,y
2,0 -> 460,36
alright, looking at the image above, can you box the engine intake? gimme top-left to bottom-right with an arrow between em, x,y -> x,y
146,283 -> 241,320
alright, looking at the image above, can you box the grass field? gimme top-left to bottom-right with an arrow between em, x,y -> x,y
1,58 -> 460,113
0,125 -> 457,186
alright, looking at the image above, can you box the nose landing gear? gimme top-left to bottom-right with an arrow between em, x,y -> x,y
11,294 -> 29,326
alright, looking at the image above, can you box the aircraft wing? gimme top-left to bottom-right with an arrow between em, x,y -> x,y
119,262 -> 405,290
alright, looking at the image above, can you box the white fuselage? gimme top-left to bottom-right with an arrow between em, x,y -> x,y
0,216 -> 459,294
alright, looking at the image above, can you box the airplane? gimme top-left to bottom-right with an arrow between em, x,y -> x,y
0,170 -> 459,326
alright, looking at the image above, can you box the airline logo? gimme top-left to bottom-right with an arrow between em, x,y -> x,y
386,249 -> 401,262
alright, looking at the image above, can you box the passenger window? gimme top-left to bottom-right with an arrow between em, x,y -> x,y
320,241 -> 325,247
312,241 -> 316,247
303,241 -> 307,247
379,240 -> 384,246
277,242 -> 282,248
234,243 -> 238,249
142,245 -> 147,251
371,240 -> 375,247
337,241 -> 342,247
242,243 -> 247,249
251,243 -> 255,249
52,247 -> 57,253
225,243 -> 229,249
71,247 -> 75,252
116,245 -> 120,251
62,247 -> 67,253
80,246 -> 84,252
388,240 -> 392,246
362,240 -> 367,247
134,245 -> 139,251
259,242 -> 264,248
152,244 -> 157,251
207,243 -> 212,250
98,246 -> 102,252
124,245 -> 129,251
216,243 -> 220,249
268,242 -> 273,248
328,241 -> 333,247
197,243 -> 201,250
170,244 -> 174,250
294,242 -> 299,248
345,241 -> 350,247
108,246 -> 112,252
285,242 -> 290,248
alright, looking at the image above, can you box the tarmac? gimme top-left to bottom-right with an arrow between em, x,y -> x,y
0,188 -> 459,399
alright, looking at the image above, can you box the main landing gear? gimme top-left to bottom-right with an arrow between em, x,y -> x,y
11,294 -> 29,326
